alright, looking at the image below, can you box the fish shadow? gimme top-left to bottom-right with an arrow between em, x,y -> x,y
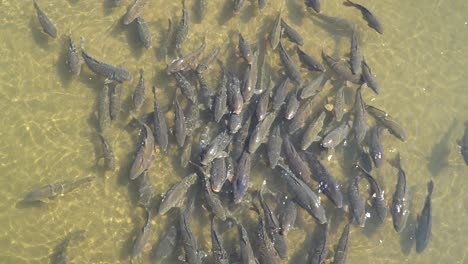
125,21 -> 144,59
239,3 -> 256,24
29,17 -> 52,50
119,224 -> 140,261
427,119 -> 456,176
102,0 -> 120,16
362,209 -> 384,237
15,200 -> 44,209
217,0 -> 235,26
56,42 -> 74,87
285,0 -> 305,25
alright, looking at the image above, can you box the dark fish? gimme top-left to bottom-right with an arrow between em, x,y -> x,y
24,176 -> 96,202
81,38 -> 132,82
272,76 -> 290,111
196,45 -> 222,74
210,158 -> 227,193
277,163 -> 327,224
361,59 -> 380,94
98,134 -> 116,171
278,41 -> 302,84
388,153 -> 409,233
353,85 -> 367,144
285,88 -> 300,120
321,51 -> 361,84
269,10 -> 282,50
416,181 -> 433,253
52,230 -> 85,264
309,224 -> 327,264
369,126 -> 384,168
185,102 -> 200,137
33,0 -> 58,38
306,153 -> 343,208
366,105 -> 406,141
179,208 -> 202,264
358,166 -> 387,222
109,82 -> 122,121
129,122 -> 155,180
280,19 -> 304,46
200,171 -> 227,221
180,135 -> 193,168
238,224 -> 257,264
66,36 -> 82,75
152,225 -> 177,262
356,145 -> 373,173
297,47 -> 324,72
299,73 -> 325,100
167,38 -> 206,74
301,110 -> 326,151
305,0 -> 321,13
173,72 -> 198,104
241,53 -> 258,103
283,135 -> 313,184
137,171 -> 154,209
201,130 -> 232,165
267,124 -> 282,168
348,173 -> 366,227
159,173 -> 198,215
279,195 -> 297,235
321,119 -> 353,149
152,86 -> 169,151
175,0 -> 189,49
98,83 -> 111,132
334,85 -> 345,122
132,69 -> 145,111
233,0 -> 247,14
333,223 -> 350,264
233,151 -> 252,204
197,73 -> 213,111
122,0 -> 147,25
248,110 -> 278,154
256,86 -> 270,122
254,216 -> 278,264
132,209 -> 152,257
226,156 -> 235,183
227,73 -> 244,115
136,16 -> 152,49
213,62 -> 228,123
229,112 -> 243,135
232,108 -> 254,160
174,95 -> 187,148
239,33 -> 254,64
350,29 -> 361,75
343,0 -> 383,34
460,121 -> 468,165
211,218 -> 229,264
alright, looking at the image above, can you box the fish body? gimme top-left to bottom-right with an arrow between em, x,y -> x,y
269,11 -> 282,49
132,209 -> 152,257
321,51 -> 361,84
309,224 -> 327,264
24,176 -> 96,202
173,72 -> 198,103
167,38 -> 206,74
201,131 -> 232,165
211,218 -> 229,264
361,59 -> 380,94
133,69 -> 145,111
137,172 -> 154,209
81,51 -> 132,82
299,73 -> 325,100
227,73 -> 244,115
33,0 -> 58,38
369,126 -> 384,168
248,110 -> 278,154
306,154 -> 343,208
343,0 -> 383,34
233,151 -> 252,204
175,0 -> 189,49
52,230 -> 85,264
98,83 -> 111,132
285,89 -> 300,120
123,0 -> 147,25
297,47 -> 324,72
388,153 -> 409,233
196,46 -> 222,74
239,33 -> 254,64
333,224 -> 350,264
98,134 -> 116,171
152,225 -> 177,261
109,82 -> 122,121
197,73 -> 213,110
256,87 -> 270,122
305,0 -> 321,13
232,109 -> 254,160
278,41 -> 302,84
350,29 -> 361,75
283,135 -> 313,183
272,76 -> 290,111
301,110 -> 326,150
129,122 -> 155,180
461,121 -> 468,165
366,105 -> 406,141
281,19 -> 304,46
321,120 -> 352,149
353,86 -> 367,144
179,208 -> 202,264
214,63 -> 228,122
238,224 -> 256,264
267,124 -> 282,168
158,173 -> 198,215
279,196 -> 297,235
242,54 -> 258,103
67,37 -> 82,75
152,86 -> 169,151
180,135 -> 193,168
334,85 -> 345,122
136,17 -> 152,49
211,158 -> 227,192
348,173 -> 366,226
174,96 -> 187,148
359,167 -> 387,222
416,181 -> 433,253
201,173 -> 227,221
255,216 -> 278,264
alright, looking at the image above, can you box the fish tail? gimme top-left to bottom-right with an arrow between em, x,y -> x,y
388,153 -> 401,169
343,0 -> 354,7
427,180 -> 434,197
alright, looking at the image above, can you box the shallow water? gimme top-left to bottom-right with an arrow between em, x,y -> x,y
0,0 -> 467,263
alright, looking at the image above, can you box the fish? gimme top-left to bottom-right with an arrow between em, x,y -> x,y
197,73 -> 213,111
98,134 -> 116,171
196,45 -> 222,74
333,223 -> 350,264
152,86 -> 169,151
229,111 -> 243,135
334,85 -> 345,122
132,209 -> 152,257
98,82 -> 111,132
201,130 -> 232,165
199,170 -> 227,221
309,223 -> 327,264
109,82 -> 122,121
256,86 -> 270,122
239,33 -> 254,64
269,10 -> 282,50
81,37 -> 133,82
348,173 -> 366,227
278,41 -> 302,84
272,75 -> 291,111
238,224 -> 257,264
122,0 -> 147,25
321,119 -> 353,149
51,230 -> 85,264
211,217 -> 229,264
388,153 -> 409,233
353,85 -> 367,144
321,51 -> 361,84
173,72 -> 198,104
279,195 -> 297,235
174,95 -> 187,148
248,110 -> 278,154
305,0 -> 321,13
167,37 -> 206,74
267,124 -> 283,168
158,173 -> 198,215
129,122 -> 155,180
151,225 -> 177,262
227,73 -> 244,115
23,176 -> 96,202
460,121 -> 468,165
179,208 -> 202,264
285,88 -> 300,120
66,36 -> 82,75
358,166 -> 387,222
301,110 -> 326,150
343,0 -> 383,34
277,163 -> 327,224
366,105 -> 406,141
281,19 -> 304,46
213,62 -> 228,123
241,53 -> 258,103
361,59 -> 380,94
356,145 -> 373,173
350,29 -> 361,75
137,171 -> 154,209
369,126 -> 384,168
299,73 -> 325,100
233,151 -> 252,204
297,47 -> 325,72
132,69 -> 145,111
306,153 -> 344,208
415,180 -> 434,253
254,215 -> 278,264
211,158 -> 227,193
231,107 -> 254,160
33,0 -> 58,38
283,135 -> 313,184
180,135 -> 193,168
175,0 -> 189,49
136,16 -> 152,49
185,101 -> 200,137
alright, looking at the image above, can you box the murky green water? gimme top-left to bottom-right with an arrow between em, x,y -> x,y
0,0 -> 467,263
